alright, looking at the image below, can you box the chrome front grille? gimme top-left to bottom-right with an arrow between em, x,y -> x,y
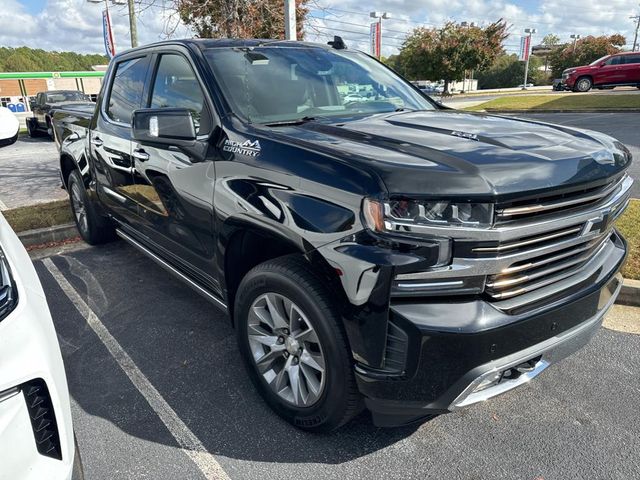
495,175 -> 627,224
485,231 -> 612,301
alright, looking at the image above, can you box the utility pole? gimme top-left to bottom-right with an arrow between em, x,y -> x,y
284,0 -> 296,40
127,0 -> 138,48
88,0 -> 138,49
522,28 -> 537,90
631,14 -> 640,51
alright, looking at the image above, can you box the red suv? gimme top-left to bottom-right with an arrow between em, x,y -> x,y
562,51 -> 640,92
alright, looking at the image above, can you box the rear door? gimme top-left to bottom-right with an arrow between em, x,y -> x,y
594,55 -> 623,86
91,53 -> 152,224
621,54 -> 640,83
129,49 -> 220,293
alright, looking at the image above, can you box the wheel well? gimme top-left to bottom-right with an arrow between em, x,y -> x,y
60,154 -> 76,188
223,229 -> 345,321
577,75 -> 593,83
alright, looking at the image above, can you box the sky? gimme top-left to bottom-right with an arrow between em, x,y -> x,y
1,0 -> 639,58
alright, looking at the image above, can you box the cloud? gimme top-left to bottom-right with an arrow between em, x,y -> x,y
0,0 -> 637,57
0,0 -> 194,54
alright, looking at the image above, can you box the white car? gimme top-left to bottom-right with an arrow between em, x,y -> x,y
0,107 -> 20,147
0,213 -> 82,479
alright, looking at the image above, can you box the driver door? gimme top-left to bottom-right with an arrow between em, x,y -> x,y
129,50 -> 220,294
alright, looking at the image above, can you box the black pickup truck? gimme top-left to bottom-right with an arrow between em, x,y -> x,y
27,90 -> 92,139
52,39 -> 633,431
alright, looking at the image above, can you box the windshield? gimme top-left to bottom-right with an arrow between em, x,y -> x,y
589,55 -> 609,66
204,46 -> 435,124
45,91 -> 90,103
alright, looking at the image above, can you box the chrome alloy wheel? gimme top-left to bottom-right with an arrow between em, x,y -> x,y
70,182 -> 88,234
247,293 -> 326,407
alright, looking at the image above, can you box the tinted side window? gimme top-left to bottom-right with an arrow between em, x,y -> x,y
603,56 -> 620,66
107,57 -> 149,123
624,55 -> 640,64
150,54 -> 206,132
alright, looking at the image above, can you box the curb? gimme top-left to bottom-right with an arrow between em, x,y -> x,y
617,279 -> 640,307
18,223 -> 78,247
480,109 -> 640,114
15,223 -> 640,308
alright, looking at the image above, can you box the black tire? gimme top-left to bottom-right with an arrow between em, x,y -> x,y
235,255 -> 362,432
46,116 -> 54,140
573,76 -> 592,92
0,132 -> 18,147
67,170 -> 115,245
26,118 -> 39,138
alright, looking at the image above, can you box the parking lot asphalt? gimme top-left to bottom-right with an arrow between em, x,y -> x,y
34,241 -> 640,480
0,134 -> 65,210
505,112 -> 640,198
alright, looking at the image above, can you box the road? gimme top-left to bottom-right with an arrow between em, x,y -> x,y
35,242 -> 640,480
505,112 -> 640,198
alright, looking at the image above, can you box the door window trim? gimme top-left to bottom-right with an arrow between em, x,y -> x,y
145,47 -> 219,134
101,54 -> 152,128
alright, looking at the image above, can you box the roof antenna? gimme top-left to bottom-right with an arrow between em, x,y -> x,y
328,36 -> 346,49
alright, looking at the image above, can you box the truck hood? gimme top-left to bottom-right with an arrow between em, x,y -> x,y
269,110 -> 630,199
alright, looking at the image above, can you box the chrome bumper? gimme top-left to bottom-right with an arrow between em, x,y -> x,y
450,272 -> 622,410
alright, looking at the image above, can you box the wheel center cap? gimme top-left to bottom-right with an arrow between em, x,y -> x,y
285,336 -> 300,354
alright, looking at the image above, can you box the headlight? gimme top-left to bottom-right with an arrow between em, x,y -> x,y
0,248 -> 17,322
364,198 -> 494,234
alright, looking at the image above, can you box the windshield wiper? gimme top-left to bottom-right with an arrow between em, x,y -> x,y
262,116 -> 319,127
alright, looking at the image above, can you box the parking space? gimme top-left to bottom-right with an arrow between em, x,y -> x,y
34,241 -> 640,480
0,134 -> 64,210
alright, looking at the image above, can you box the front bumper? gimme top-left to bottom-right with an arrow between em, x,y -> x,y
0,215 -> 76,479
356,230 -> 626,427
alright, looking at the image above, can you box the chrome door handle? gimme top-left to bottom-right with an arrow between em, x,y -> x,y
91,137 -> 103,147
133,149 -> 150,162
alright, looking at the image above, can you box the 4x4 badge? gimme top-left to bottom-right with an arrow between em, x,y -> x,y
223,139 -> 261,157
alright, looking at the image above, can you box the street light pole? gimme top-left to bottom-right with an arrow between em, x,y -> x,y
522,28 -> 537,90
369,12 -> 390,59
570,34 -> 581,54
284,0 -> 296,40
631,15 -> 640,51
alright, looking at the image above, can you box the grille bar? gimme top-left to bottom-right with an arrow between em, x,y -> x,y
496,175 -> 626,221
473,226 -> 582,254
486,234 -> 611,300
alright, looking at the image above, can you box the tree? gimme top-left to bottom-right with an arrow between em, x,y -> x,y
549,34 -> 625,77
476,54 -> 548,89
542,33 -> 560,47
0,47 -> 107,72
396,20 -> 508,92
174,0 -> 309,39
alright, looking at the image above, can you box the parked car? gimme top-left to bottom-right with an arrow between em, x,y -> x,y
53,38 -> 632,431
0,213 -> 83,478
0,106 -> 19,147
552,78 -> 566,91
26,90 -> 92,139
517,83 -> 534,88
562,51 -> 640,92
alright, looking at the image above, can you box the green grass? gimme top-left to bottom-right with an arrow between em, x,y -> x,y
616,199 -> 640,280
466,94 -> 640,111
3,197 -> 639,280
3,200 -> 73,233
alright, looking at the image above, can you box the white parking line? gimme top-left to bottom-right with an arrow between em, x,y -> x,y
0,198 -> 7,211
42,258 -> 230,480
